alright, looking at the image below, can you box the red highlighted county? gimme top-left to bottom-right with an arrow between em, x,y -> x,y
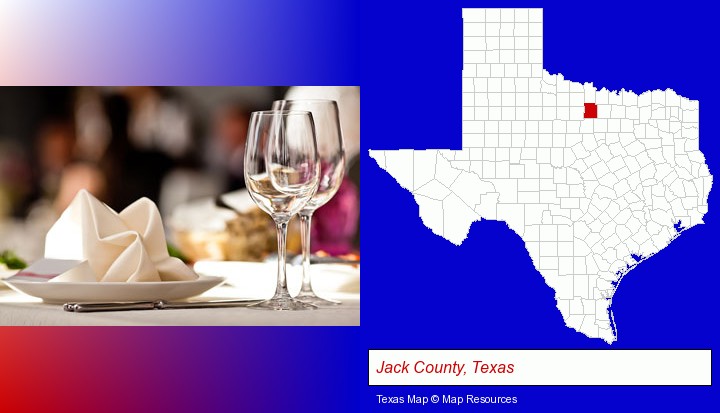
584,103 -> 598,118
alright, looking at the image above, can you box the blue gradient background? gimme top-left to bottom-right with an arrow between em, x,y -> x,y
1,0 -> 718,412
0,0 -> 358,84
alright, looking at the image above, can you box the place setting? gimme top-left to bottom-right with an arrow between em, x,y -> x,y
0,91 -> 360,325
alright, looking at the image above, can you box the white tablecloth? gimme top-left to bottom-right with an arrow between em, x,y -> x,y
0,285 -> 359,326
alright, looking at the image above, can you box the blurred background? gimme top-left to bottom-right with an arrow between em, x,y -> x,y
0,86 -> 360,263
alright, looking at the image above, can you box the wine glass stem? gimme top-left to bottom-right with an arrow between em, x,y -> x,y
299,212 -> 314,294
274,220 -> 291,298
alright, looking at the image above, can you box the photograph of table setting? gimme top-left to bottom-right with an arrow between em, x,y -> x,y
0,86 -> 360,326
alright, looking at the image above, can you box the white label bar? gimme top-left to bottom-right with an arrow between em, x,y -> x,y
369,350 -> 711,386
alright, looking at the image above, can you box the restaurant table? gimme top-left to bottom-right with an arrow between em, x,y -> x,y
0,285 -> 359,326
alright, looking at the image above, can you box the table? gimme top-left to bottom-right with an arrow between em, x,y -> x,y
0,285 -> 360,326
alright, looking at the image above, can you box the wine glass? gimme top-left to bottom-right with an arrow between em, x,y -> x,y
272,99 -> 345,305
244,110 -> 319,310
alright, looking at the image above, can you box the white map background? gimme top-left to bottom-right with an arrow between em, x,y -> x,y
369,8 -> 712,343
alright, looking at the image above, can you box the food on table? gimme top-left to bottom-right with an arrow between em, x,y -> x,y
170,190 -> 300,262
167,243 -> 189,263
225,208 -> 276,261
173,229 -> 229,262
315,250 -> 360,268
0,250 -> 27,270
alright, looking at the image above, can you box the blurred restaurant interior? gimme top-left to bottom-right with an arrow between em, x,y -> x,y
0,86 -> 360,264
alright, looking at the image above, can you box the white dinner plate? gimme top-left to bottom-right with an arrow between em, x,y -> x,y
0,269 -> 19,289
2,275 -> 225,304
193,261 -> 360,298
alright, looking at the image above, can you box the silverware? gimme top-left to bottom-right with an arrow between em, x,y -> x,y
63,299 -> 263,313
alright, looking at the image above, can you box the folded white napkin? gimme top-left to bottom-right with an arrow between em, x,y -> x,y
44,190 -> 198,283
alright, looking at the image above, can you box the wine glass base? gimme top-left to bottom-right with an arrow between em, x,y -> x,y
248,297 -> 317,311
295,293 -> 341,306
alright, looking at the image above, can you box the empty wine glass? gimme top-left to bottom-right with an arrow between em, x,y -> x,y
244,110 -> 319,310
273,99 -> 345,305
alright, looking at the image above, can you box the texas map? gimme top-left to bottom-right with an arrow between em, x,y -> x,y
369,8 -> 713,343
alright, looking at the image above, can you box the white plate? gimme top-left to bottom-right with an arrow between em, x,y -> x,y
194,261 -> 360,298
0,269 -> 19,289
2,275 -> 225,304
